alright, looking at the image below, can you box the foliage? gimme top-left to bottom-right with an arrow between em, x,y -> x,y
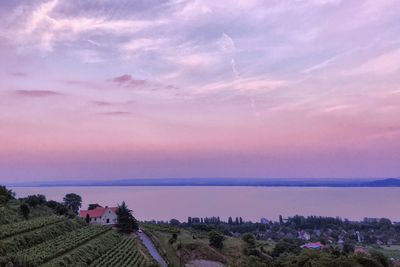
41,230 -> 122,267
277,249 -> 390,267
12,225 -> 109,266
169,218 -> 180,226
271,239 -> 302,257
88,203 -> 102,210
0,186 -> 15,204
19,204 -> 30,220
46,200 -> 70,216
242,233 -> 256,245
0,216 -> 63,239
22,195 -> 46,207
116,201 -> 138,233
89,236 -> 148,267
208,230 -> 224,249
0,219 -> 83,255
169,233 -> 178,244
63,193 -> 82,214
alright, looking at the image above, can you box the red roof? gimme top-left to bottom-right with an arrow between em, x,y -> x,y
79,207 -> 118,218
301,242 -> 325,249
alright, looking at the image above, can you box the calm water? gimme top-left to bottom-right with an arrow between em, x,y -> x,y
11,186 -> 400,222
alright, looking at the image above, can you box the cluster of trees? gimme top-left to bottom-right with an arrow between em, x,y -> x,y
186,216 -> 244,225
1,185 -> 140,234
187,216 -> 221,225
208,230 -> 224,249
0,185 -> 15,204
242,248 -> 391,267
18,193 -> 82,219
161,214 -> 400,247
228,216 -> 244,225
0,185 -> 84,221
116,201 -> 138,233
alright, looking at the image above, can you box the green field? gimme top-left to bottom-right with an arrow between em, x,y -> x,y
368,245 -> 400,260
0,216 -> 154,267
142,223 -> 275,267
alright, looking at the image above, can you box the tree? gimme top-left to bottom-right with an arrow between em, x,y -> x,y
279,215 -> 284,224
88,203 -> 102,210
116,201 -> 138,233
25,194 -> 46,207
0,185 -> 15,204
170,218 -> 180,226
20,203 -> 30,219
209,230 -> 224,249
228,216 -> 233,225
343,241 -> 355,254
46,200 -> 69,215
188,217 -> 192,224
242,233 -> 256,245
63,193 -> 82,214
85,214 -> 91,224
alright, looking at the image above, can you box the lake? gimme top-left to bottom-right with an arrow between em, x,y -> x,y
11,186 -> 400,222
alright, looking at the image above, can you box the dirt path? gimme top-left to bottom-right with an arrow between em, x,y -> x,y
185,259 -> 224,267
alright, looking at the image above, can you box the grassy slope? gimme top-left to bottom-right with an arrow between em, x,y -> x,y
0,200 -> 154,267
0,199 -> 54,225
367,245 -> 400,259
142,224 -> 275,267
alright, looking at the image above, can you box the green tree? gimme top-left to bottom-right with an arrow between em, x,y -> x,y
88,203 -> 102,210
242,233 -> 256,245
25,194 -> 46,207
85,213 -> 91,224
208,230 -> 224,249
20,203 -> 30,219
370,250 -> 389,267
63,193 -> 82,214
46,200 -> 69,215
116,201 -> 138,233
170,218 -> 180,226
343,241 -> 354,254
0,185 -> 15,204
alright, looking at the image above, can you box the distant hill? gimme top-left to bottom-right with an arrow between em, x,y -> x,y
367,178 -> 400,187
8,177 -> 400,187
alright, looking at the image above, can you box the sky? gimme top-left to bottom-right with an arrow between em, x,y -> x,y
0,0 -> 400,182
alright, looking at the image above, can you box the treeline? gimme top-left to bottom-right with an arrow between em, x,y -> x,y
284,215 -> 394,230
187,216 -> 244,225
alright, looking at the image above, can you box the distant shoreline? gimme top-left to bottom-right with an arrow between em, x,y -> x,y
7,177 -> 400,187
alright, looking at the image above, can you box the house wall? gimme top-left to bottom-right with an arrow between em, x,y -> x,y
100,208 -> 117,225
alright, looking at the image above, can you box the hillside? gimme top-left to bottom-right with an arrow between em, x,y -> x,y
0,188 -> 155,267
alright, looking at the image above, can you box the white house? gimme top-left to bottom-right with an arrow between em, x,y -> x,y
79,206 -> 118,225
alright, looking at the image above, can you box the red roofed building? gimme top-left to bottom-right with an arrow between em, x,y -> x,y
301,242 -> 325,250
79,206 -> 118,225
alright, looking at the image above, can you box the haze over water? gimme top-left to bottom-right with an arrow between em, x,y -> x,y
12,186 -> 400,222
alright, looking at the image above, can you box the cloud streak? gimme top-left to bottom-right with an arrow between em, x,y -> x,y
13,90 -> 63,98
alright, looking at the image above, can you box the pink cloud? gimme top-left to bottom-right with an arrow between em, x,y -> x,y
11,72 -> 28,77
13,90 -> 63,97
111,74 -> 146,87
99,111 -> 132,116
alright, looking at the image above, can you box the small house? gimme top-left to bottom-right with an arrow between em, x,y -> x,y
79,206 -> 118,225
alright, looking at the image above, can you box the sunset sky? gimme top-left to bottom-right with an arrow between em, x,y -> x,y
1,0 -> 400,182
